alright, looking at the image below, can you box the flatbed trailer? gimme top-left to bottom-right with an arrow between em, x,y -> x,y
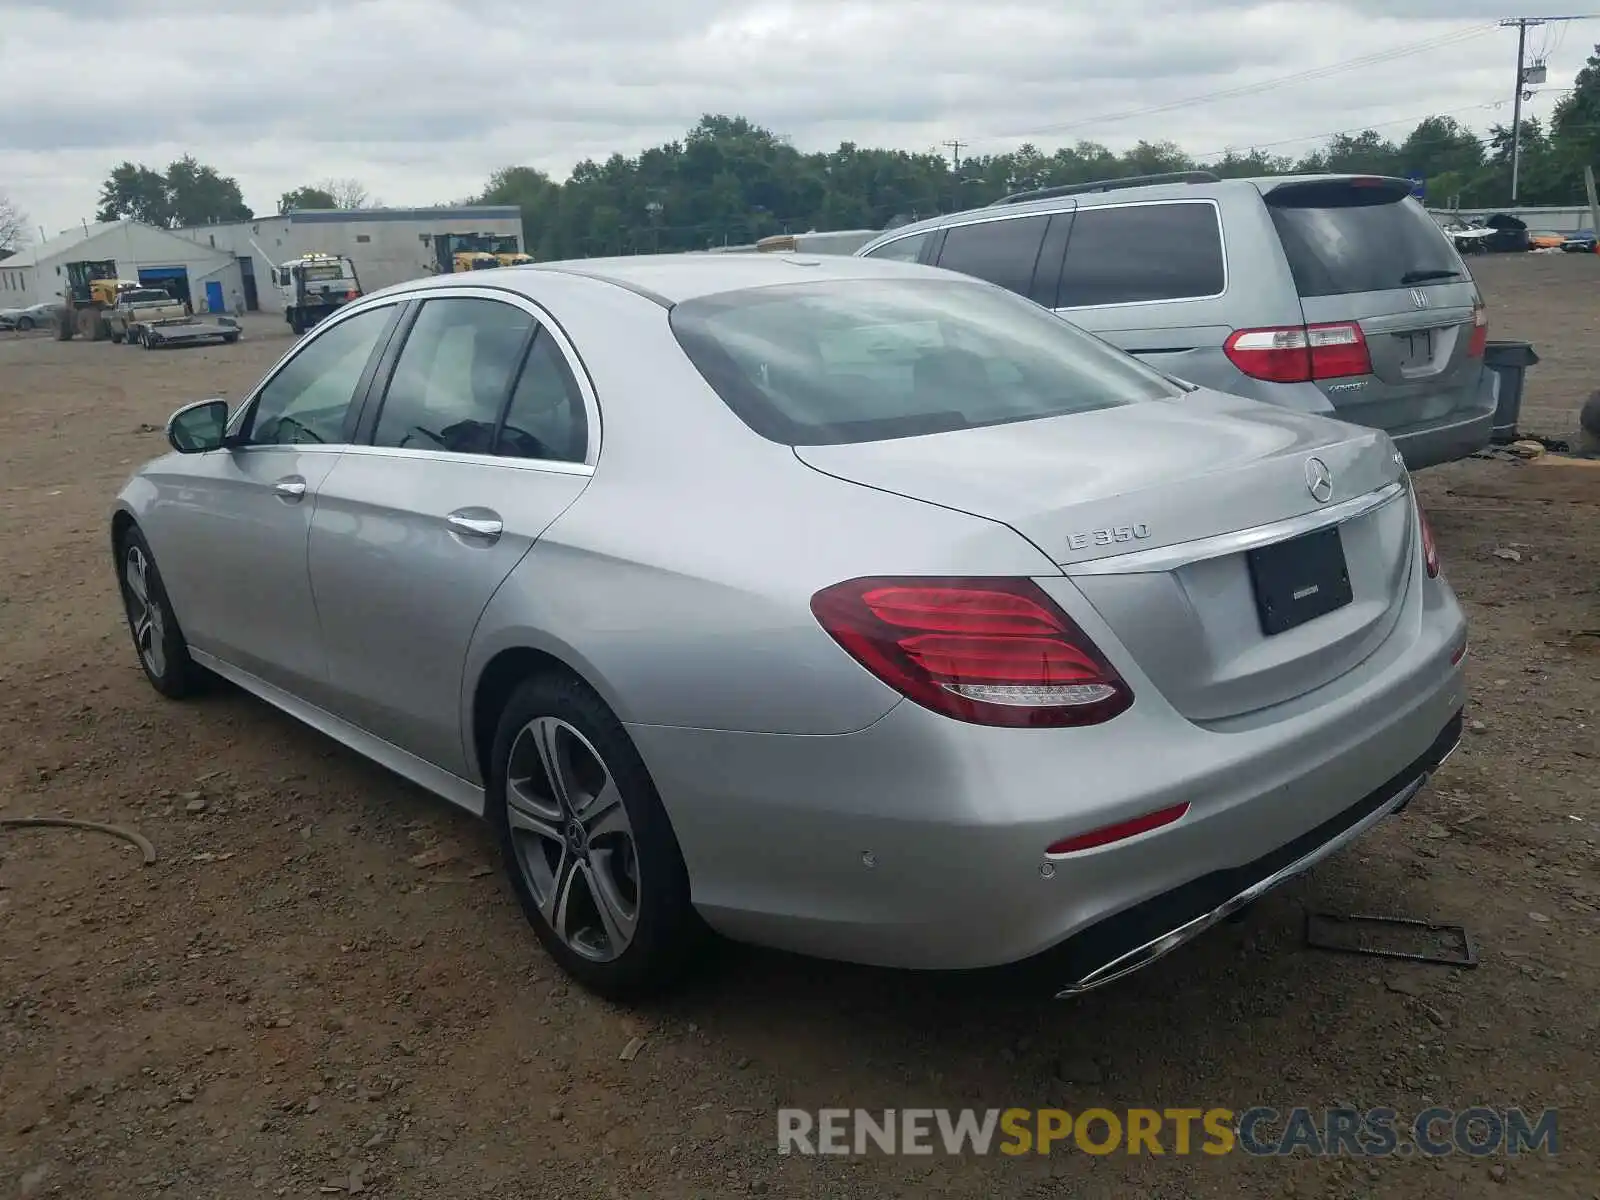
132,315 -> 241,350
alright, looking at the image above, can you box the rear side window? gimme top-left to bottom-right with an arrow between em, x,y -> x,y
1056,202 -> 1225,307
498,333 -> 588,463
669,278 -> 1182,446
373,298 -> 534,453
934,215 -> 1050,298
1266,183 -> 1464,297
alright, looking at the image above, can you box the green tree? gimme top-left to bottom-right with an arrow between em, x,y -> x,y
279,185 -> 337,213
97,157 -> 251,228
96,162 -> 173,226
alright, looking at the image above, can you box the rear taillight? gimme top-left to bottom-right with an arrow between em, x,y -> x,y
1467,301 -> 1488,358
1224,322 -> 1371,384
809,578 -> 1133,728
1417,501 -> 1440,578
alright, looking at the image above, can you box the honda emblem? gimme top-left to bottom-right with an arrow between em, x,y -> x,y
1410,287 -> 1430,309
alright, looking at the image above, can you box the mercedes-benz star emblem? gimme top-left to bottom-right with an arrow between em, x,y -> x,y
1305,456 -> 1334,504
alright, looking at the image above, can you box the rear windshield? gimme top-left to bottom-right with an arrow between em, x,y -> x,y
301,264 -> 347,281
669,278 -> 1182,445
1267,183 -> 1466,297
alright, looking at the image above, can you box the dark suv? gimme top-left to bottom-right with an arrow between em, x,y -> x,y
855,172 -> 1496,469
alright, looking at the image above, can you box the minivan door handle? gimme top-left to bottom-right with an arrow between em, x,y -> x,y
445,510 -> 503,545
272,476 -> 308,502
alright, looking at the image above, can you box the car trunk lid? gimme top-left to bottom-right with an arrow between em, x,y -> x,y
796,390 -> 1416,721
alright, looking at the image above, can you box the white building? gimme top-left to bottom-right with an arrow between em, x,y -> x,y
0,220 -> 241,311
174,205 -> 525,314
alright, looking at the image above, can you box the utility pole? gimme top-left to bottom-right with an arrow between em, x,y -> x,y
1499,15 -> 1597,203
942,139 -> 966,171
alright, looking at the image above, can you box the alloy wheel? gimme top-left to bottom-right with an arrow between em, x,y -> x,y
123,544 -> 166,677
505,717 -> 641,962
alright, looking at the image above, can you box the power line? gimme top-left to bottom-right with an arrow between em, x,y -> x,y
941,139 -> 966,170
1184,102 -> 1512,162
1500,14 -> 1599,201
992,22 -> 1498,141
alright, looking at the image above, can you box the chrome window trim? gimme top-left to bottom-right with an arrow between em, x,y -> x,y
1063,480 -> 1407,575
336,444 -> 594,477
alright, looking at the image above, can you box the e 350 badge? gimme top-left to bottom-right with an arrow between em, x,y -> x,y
1066,524 -> 1151,552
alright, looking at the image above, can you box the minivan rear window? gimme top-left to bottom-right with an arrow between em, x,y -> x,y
1266,181 -> 1466,298
669,278 -> 1182,446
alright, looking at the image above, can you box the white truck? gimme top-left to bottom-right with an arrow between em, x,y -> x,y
105,288 -> 240,349
275,252 -> 363,335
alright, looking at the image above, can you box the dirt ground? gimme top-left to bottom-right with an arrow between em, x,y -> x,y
1,254 -> 1596,1200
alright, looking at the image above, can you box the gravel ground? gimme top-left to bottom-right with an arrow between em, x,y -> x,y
1,253 -> 1596,1199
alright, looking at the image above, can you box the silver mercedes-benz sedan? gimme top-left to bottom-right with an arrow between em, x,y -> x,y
111,253 -> 1468,1000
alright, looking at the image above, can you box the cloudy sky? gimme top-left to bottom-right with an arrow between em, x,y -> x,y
2,0 -> 1592,237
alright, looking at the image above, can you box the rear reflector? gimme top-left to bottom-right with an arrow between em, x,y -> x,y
1047,802 -> 1190,855
810,578 -> 1133,728
1417,500 -> 1441,578
1224,322 -> 1371,384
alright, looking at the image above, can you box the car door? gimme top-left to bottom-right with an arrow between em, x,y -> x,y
306,287 -> 597,777
1051,200 -> 1235,382
144,302 -> 402,699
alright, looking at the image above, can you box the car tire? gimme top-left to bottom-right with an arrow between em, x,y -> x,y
111,332 -> 124,344
115,526 -> 205,700
223,333 -> 239,345
16,316 -> 34,332
489,673 -> 704,1001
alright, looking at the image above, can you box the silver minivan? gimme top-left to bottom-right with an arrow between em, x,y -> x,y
855,172 -> 1495,469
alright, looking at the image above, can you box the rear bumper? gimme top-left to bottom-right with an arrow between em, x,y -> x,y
1050,710 -> 1462,996
1387,377 -> 1497,470
629,573 -> 1469,975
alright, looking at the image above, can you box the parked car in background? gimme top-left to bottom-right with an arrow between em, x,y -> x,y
856,172 -> 1497,470
0,300 -> 64,332
112,254 -> 1468,1001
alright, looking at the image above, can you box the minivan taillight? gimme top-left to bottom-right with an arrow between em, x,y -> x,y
1224,322 -> 1372,384
809,578 -> 1133,728
1467,301 -> 1488,358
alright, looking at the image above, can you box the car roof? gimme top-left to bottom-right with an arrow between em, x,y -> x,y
858,173 -> 1416,246
384,252 -> 943,307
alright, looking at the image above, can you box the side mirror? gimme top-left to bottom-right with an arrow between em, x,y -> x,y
167,399 -> 230,453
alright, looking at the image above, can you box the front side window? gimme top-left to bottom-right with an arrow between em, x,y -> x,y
862,232 -> 930,263
241,305 -> 393,446
372,298 -> 535,453
1056,202 -> 1226,308
934,215 -> 1050,298
670,278 -> 1181,446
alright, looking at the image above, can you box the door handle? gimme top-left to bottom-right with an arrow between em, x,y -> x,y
272,476 -> 308,502
445,511 -> 503,544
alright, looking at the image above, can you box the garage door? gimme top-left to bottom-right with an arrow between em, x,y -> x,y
138,267 -> 191,307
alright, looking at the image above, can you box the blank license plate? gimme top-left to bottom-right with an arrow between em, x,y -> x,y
1246,526 -> 1353,636
1396,329 -> 1434,367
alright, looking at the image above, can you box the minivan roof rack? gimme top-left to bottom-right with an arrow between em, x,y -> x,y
988,171 -> 1222,207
